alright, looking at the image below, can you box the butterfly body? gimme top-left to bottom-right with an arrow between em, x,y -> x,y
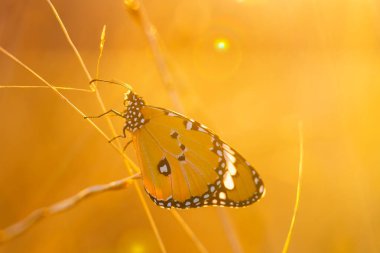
122,90 -> 265,209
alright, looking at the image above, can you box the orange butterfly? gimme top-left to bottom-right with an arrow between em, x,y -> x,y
89,80 -> 265,209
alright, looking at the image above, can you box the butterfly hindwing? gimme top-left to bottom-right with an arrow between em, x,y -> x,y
132,106 -> 265,209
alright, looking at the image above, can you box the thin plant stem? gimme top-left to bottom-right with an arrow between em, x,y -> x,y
124,0 -> 184,113
95,25 -> 106,85
0,47 -> 96,135
0,85 -> 92,92
133,181 -> 168,253
281,121 -> 304,253
0,46 -> 138,170
216,209 -> 244,253
45,0 -> 126,160
171,211 -> 209,253
46,0 -> 92,82
0,173 -> 141,243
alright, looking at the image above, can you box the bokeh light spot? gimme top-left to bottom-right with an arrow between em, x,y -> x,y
214,38 -> 230,52
193,28 -> 243,81
130,243 -> 145,253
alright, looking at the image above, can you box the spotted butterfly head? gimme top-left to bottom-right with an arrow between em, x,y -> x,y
123,90 -> 138,104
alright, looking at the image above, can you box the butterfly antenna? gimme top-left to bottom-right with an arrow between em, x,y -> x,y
90,79 -> 134,91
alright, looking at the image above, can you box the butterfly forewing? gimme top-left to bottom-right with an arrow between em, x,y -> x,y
133,105 -> 265,208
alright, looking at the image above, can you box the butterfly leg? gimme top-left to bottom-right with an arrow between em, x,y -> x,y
123,140 -> 133,151
108,134 -> 126,143
108,125 -> 129,143
84,109 -> 124,119
108,135 -> 132,151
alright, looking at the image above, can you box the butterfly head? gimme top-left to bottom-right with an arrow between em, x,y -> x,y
123,90 -> 148,132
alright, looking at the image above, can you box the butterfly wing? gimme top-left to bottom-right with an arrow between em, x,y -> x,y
132,106 -> 265,209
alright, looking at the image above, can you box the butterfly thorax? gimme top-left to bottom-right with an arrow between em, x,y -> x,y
123,91 -> 147,132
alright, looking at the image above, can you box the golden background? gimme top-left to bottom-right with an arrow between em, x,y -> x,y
0,0 -> 379,252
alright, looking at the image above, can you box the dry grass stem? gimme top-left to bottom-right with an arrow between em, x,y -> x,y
0,85 -> 92,92
0,173 -> 141,243
170,211 -> 209,253
124,0 -> 184,113
0,46 -> 137,169
281,121 -> 304,253
216,209 -> 244,253
46,0 -> 92,81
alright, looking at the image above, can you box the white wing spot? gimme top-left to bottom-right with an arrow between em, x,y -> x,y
197,127 -> 207,133
217,150 -> 223,157
222,143 -> 235,154
223,172 -> 235,190
219,192 -> 226,200
259,185 -> 264,193
210,185 -> 216,192
224,151 -> 236,163
227,160 -> 237,176
159,164 -> 168,174
186,121 -> 193,130
167,112 -> 177,117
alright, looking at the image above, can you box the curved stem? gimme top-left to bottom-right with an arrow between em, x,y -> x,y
0,173 -> 140,243
282,121 -> 304,253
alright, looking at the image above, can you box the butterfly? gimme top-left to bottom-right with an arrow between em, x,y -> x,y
89,80 -> 265,209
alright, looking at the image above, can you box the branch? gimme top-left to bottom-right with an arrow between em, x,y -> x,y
0,173 -> 141,243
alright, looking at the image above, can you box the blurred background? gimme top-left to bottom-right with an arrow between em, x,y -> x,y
0,0 -> 379,252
